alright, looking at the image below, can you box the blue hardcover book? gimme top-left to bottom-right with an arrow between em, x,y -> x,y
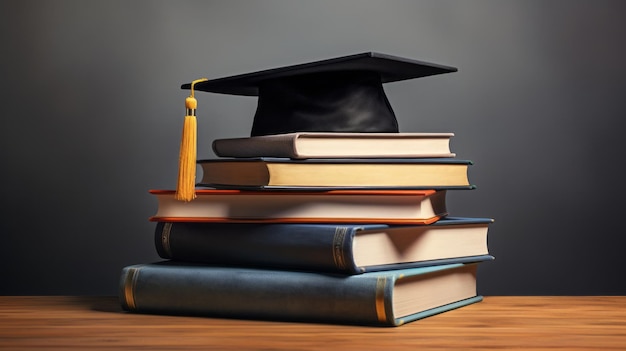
119,259 -> 492,327
197,157 -> 476,190
155,217 -> 494,274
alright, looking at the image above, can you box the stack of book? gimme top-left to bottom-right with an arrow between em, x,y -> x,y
119,132 -> 494,327
119,52 -> 494,327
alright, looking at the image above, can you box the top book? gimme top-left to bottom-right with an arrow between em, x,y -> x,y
212,132 -> 456,159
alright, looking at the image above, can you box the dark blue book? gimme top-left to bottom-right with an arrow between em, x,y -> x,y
119,259 -> 491,327
155,217 -> 494,274
211,132 -> 457,159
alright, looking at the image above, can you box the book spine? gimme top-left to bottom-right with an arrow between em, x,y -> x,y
119,263 -> 395,326
154,222 -> 363,274
212,135 -> 298,158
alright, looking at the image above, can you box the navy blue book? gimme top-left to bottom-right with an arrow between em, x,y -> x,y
119,259 -> 491,327
155,217 -> 493,274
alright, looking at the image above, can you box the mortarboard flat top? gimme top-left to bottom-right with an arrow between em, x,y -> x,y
182,52 -> 457,96
182,52 -> 457,136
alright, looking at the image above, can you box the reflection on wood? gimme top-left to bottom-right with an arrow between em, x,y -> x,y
0,296 -> 625,350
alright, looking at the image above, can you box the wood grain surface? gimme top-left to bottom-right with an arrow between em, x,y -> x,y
0,296 -> 624,350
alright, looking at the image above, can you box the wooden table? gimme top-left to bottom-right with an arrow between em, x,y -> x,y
0,296 -> 624,350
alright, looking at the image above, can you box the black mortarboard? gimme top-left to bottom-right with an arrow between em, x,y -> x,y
181,52 -> 457,136
174,53 -> 456,201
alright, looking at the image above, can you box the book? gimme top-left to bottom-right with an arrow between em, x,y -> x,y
197,158 -> 474,189
211,132 -> 456,159
155,217 -> 494,274
119,260 -> 490,326
149,189 -> 447,224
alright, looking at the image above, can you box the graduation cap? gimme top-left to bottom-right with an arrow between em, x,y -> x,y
182,52 -> 457,136
175,52 -> 457,201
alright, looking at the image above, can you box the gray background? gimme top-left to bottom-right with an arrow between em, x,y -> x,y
1,0 -> 625,295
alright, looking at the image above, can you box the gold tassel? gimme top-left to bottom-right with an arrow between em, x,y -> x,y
175,78 -> 208,202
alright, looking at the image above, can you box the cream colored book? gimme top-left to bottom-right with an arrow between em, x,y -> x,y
212,132 -> 456,159
149,189 -> 447,225
198,158 -> 473,189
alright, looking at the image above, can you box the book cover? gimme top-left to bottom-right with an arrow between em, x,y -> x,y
197,157 -> 474,189
212,132 -> 456,159
155,217 -> 494,274
149,189 -> 448,224
119,259 -> 490,327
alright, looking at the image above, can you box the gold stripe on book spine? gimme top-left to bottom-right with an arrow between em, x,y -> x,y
123,267 -> 139,310
161,222 -> 173,258
332,227 -> 348,270
375,277 -> 387,323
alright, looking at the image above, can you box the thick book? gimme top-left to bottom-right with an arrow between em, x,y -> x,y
119,260 -> 490,326
155,217 -> 494,274
197,158 -> 474,189
149,189 -> 447,224
212,132 -> 456,159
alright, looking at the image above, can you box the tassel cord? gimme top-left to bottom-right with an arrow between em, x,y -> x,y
175,78 -> 208,201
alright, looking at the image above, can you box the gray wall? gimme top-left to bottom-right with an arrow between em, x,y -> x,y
1,0 -> 625,295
